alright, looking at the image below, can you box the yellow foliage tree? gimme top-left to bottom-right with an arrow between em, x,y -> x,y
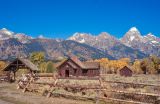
119,58 -> 130,64
95,58 -> 129,74
133,60 -> 143,74
0,61 -> 6,74
95,58 -> 109,74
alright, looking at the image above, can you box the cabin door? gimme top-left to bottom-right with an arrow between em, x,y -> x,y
65,70 -> 69,77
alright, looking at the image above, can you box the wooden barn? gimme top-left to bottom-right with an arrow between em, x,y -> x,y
57,57 -> 100,77
158,65 -> 160,74
119,66 -> 133,77
3,58 -> 39,81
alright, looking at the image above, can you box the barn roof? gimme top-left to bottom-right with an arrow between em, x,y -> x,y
120,66 -> 133,71
70,57 -> 86,69
57,56 -> 100,69
3,58 -> 39,71
82,62 -> 100,69
18,58 -> 39,71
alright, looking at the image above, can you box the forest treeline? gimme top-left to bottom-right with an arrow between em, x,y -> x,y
95,56 -> 160,74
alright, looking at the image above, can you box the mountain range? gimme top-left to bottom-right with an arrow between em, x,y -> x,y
0,27 -> 159,60
69,27 -> 160,59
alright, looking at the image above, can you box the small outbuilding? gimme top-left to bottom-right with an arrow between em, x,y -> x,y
119,66 -> 132,77
3,58 -> 39,81
158,65 -> 160,74
57,56 -> 100,77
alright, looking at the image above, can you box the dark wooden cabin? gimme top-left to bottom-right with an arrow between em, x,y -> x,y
3,58 -> 39,81
158,65 -> 160,74
57,57 -> 100,77
119,66 -> 132,77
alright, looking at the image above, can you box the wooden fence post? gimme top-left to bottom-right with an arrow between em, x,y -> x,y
96,90 -> 100,104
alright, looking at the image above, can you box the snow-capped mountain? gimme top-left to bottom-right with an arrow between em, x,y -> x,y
38,35 -> 45,39
121,27 -> 160,47
121,27 -> 145,46
0,28 -> 33,43
0,27 -> 159,60
0,28 -> 14,40
68,31 -> 147,60
0,28 -> 113,60
121,27 -> 160,56
144,33 -> 160,46
69,32 -> 93,43
14,33 -> 32,43
68,32 -> 120,50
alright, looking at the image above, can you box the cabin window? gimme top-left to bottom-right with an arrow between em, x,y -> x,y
65,70 -> 69,77
74,69 -> 77,74
82,70 -> 88,74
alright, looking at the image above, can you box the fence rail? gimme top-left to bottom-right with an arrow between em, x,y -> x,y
17,76 -> 160,104
52,92 -> 153,104
103,80 -> 160,87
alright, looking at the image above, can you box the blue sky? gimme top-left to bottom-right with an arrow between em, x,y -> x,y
0,0 -> 160,38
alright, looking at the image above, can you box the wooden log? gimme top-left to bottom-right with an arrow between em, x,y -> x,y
155,97 -> 160,104
46,79 -> 59,98
103,80 -> 160,87
30,80 -> 160,98
51,92 -> 152,104
58,77 -> 99,80
100,97 -> 152,104
36,73 -> 54,77
21,76 -> 34,93
16,74 -> 159,103
100,89 -> 160,97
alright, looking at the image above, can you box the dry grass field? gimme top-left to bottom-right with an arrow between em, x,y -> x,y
103,74 -> 160,85
0,74 -> 160,104
0,83 -> 94,104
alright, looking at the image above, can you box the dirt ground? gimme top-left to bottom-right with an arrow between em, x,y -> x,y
0,83 -> 94,104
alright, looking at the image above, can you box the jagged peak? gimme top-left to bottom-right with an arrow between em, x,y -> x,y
121,27 -> 143,43
124,27 -> 142,37
146,33 -> 156,37
1,28 -> 12,32
73,32 -> 80,36
15,33 -> 33,39
99,32 -> 110,35
1,28 -> 7,30
98,32 -> 113,38
69,32 -> 93,41
0,28 -> 14,36
38,35 -> 45,39
73,32 -> 91,37
69,32 -> 116,41
129,27 -> 139,32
